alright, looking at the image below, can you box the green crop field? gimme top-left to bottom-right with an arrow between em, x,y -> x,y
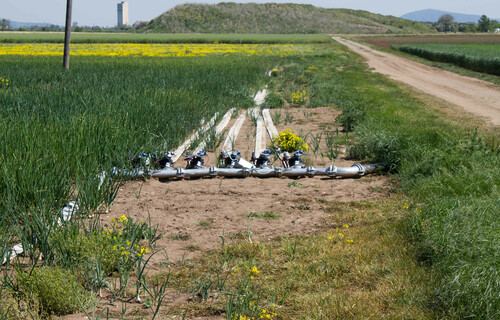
0,32 -> 332,44
0,37 -> 498,319
0,52 -> 282,217
393,43 -> 500,75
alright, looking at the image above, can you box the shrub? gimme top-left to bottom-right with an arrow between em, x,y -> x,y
348,126 -> 408,172
0,289 -> 41,320
17,266 -> 94,316
263,91 -> 284,109
334,100 -> 366,132
51,228 -> 121,275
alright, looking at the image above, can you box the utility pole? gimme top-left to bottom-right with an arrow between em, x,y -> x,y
63,0 -> 72,69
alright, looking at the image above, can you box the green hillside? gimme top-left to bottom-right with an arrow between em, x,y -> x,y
139,3 -> 436,34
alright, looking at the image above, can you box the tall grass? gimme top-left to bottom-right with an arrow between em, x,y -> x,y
394,43 -> 500,75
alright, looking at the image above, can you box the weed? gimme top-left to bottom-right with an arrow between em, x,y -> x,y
271,110 -> 282,125
169,233 -> 191,241
288,181 -> 303,188
17,266 -> 95,316
247,211 -> 280,219
309,132 -> 322,155
197,220 -> 213,227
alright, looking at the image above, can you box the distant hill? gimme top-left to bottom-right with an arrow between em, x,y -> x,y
10,21 -> 61,29
401,9 -> 496,23
138,3 -> 436,34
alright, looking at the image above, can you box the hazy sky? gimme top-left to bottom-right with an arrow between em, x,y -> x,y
3,0 -> 500,27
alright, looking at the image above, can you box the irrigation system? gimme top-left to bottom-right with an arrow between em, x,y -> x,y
2,90 -> 385,265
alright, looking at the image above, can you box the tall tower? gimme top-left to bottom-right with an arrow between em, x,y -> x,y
117,2 -> 129,27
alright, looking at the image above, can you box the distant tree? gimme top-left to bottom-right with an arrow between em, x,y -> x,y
492,20 -> 500,31
438,14 -> 454,32
478,15 -> 491,32
0,18 -> 11,30
458,23 -> 472,33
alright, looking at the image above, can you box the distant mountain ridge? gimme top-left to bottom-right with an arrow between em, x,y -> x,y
10,21 -> 61,29
401,9 -> 497,23
139,3 -> 436,34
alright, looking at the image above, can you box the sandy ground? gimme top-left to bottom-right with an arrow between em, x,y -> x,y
332,37 -> 500,126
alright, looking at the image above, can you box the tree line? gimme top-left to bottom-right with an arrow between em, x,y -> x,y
433,14 -> 499,33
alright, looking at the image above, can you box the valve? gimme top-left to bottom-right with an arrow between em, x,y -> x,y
155,151 -> 175,169
185,150 -> 207,169
130,152 -> 150,168
283,150 -> 305,168
252,150 -> 272,168
220,150 -> 241,168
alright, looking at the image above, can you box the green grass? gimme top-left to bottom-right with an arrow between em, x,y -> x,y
0,32 -> 333,44
267,42 -> 499,318
393,43 -> 500,75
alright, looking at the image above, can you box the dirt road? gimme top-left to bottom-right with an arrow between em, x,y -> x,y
332,37 -> 500,126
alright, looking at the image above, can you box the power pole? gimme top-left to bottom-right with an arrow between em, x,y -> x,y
63,0 -> 72,69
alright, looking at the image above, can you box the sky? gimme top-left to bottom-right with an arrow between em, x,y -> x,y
3,0 -> 500,27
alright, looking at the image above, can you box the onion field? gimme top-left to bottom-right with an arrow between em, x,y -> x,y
0,50 -> 291,224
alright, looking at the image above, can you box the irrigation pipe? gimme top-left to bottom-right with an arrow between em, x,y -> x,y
262,109 -> 278,140
172,113 -> 219,163
194,108 -> 235,153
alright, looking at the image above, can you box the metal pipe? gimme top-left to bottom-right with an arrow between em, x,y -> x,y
282,166 -> 315,177
152,168 -> 210,179
151,163 -> 386,180
251,167 -> 282,178
212,167 -> 251,177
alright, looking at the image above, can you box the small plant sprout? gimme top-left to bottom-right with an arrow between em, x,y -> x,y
284,111 -> 294,124
271,110 -> 282,125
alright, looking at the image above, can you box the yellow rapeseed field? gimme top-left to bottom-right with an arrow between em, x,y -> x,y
0,43 -> 313,57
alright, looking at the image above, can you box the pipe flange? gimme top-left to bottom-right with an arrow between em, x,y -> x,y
306,166 -> 315,177
242,168 -> 251,177
176,168 -> 185,179
274,167 -> 283,178
352,163 -> 365,176
326,165 -> 337,178
209,166 -> 218,176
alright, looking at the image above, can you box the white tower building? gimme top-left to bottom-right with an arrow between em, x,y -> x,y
117,2 -> 129,27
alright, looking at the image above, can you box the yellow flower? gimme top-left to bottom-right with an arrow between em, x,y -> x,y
0,43 -> 313,57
